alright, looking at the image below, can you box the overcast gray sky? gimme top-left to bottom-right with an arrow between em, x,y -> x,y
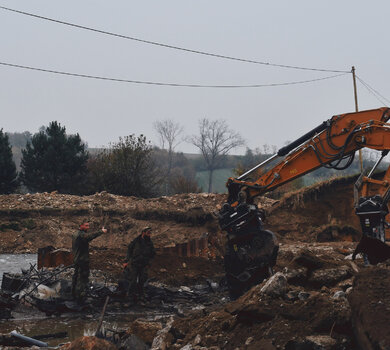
1,0 -> 389,154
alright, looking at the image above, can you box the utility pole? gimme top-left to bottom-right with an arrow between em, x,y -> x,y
352,66 -> 363,172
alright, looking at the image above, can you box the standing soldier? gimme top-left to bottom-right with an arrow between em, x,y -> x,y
72,222 -> 107,303
124,226 -> 155,303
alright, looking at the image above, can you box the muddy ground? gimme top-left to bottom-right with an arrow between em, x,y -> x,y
1,176 -> 390,349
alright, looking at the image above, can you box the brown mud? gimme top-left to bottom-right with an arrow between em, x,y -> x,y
0,176 -> 390,349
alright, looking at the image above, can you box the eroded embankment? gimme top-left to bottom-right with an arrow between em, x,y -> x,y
0,192 -> 230,254
266,175 -> 362,242
0,176 -> 364,255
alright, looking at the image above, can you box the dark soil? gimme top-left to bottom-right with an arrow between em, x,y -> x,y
1,177 -> 390,349
90,246 -> 225,287
169,292 -> 352,349
348,263 -> 390,349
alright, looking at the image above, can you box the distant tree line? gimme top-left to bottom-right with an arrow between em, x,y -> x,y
1,122 -> 165,196
2,118 -> 383,197
0,129 -> 18,194
1,118 -> 243,196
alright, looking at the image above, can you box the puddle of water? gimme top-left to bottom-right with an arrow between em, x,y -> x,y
0,308 -> 174,347
0,254 -> 37,285
0,313 -> 143,346
0,254 -> 186,346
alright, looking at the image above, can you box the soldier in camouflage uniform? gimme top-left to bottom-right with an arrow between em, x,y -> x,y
72,222 -> 107,303
124,226 -> 155,302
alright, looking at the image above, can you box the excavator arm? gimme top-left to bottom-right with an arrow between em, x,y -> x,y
226,107 -> 390,204
219,107 -> 390,297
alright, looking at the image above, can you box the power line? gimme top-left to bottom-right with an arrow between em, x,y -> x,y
362,78 -> 390,104
0,5 -> 350,74
357,79 -> 387,106
356,75 -> 390,106
0,61 -> 349,88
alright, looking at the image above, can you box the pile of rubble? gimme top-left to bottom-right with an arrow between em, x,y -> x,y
140,248 -> 390,350
0,192 -> 231,212
0,259 -> 228,349
0,191 -> 278,213
0,251 -> 389,349
32,245 -> 387,350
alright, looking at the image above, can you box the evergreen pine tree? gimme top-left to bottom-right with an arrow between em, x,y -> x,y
0,129 -> 18,194
20,121 -> 88,193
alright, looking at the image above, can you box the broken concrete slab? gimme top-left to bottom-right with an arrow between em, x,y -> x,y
260,272 -> 287,297
308,266 -> 351,288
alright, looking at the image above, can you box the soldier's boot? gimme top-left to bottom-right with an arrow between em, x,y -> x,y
137,287 -> 147,305
126,290 -> 137,304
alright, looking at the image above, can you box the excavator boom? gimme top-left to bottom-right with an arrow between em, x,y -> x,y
227,107 -> 390,203
220,107 -> 390,297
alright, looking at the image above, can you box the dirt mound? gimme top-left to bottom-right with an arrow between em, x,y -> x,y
266,175 -> 361,242
0,192 -> 222,253
160,247 -> 356,349
0,192 -> 278,254
0,175 -> 362,255
348,262 -> 390,349
0,192 -> 224,213
147,243 -> 388,350
0,176 -> 371,290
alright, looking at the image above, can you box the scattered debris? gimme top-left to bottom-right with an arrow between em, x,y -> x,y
10,330 -> 48,348
0,183 -> 389,348
95,296 -> 110,337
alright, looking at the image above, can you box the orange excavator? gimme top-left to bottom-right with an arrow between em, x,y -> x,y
218,107 -> 390,297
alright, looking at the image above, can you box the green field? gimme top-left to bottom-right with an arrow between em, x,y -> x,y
195,168 -> 235,193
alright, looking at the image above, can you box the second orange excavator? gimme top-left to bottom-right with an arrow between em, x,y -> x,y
218,107 -> 390,297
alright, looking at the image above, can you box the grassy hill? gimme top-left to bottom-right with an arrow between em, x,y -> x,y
195,168 -> 234,193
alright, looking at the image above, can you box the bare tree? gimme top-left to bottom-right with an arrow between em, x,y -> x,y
189,118 -> 245,192
154,119 -> 183,194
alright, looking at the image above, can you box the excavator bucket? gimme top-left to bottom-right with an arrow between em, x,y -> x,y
353,235 -> 390,265
354,195 -> 390,264
219,202 -> 279,298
